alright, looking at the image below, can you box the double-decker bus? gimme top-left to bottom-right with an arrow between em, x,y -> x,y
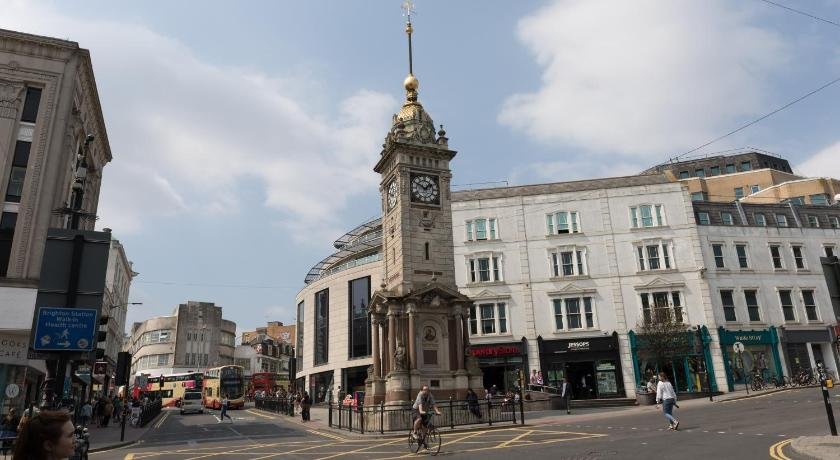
249,372 -> 290,397
132,372 -> 204,407
203,365 -> 245,409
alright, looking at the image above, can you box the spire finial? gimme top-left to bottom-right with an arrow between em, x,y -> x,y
401,1 -> 419,100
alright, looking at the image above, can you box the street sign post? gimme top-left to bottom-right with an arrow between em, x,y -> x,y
32,307 -> 98,352
732,342 -> 744,354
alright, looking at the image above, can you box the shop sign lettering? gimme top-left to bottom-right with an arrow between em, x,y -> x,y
0,334 -> 29,365
734,335 -> 762,343
566,341 -> 590,351
470,345 -> 520,357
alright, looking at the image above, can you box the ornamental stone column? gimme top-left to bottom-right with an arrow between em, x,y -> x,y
388,310 -> 397,374
408,308 -> 416,370
371,316 -> 381,378
382,320 -> 390,376
455,312 -> 465,370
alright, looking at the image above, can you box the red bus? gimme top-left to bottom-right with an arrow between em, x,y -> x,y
249,372 -> 289,397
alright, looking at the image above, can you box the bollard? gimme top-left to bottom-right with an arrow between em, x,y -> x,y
380,402 -> 385,435
449,396 -> 454,430
821,378 -> 838,436
488,399 -> 492,427
328,402 -> 333,427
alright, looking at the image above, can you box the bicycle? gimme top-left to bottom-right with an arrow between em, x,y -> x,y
408,414 -> 441,456
748,372 -> 766,391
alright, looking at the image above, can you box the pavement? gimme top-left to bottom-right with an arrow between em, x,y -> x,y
88,411 -> 165,452
85,386 -> 840,459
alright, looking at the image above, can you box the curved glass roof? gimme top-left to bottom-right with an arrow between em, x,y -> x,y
304,217 -> 383,284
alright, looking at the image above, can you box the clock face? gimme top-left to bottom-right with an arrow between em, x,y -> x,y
411,174 -> 439,204
387,180 -> 398,209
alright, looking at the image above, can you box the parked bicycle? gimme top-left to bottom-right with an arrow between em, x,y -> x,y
408,414 -> 441,455
748,372 -> 766,391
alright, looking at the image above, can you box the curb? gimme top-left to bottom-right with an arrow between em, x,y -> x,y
88,410 -> 165,453
716,385 -> 819,403
789,436 -> 840,460
251,406 -> 526,439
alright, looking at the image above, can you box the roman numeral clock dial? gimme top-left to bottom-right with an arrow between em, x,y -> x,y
410,174 -> 440,204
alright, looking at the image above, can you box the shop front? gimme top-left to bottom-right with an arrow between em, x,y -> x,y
718,327 -> 783,391
468,340 -> 527,393
537,333 -> 623,399
780,328 -> 837,375
629,327 -> 718,393
308,370 -> 334,404
0,331 -> 45,415
340,365 -> 369,396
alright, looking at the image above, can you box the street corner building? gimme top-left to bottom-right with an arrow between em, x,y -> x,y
0,28 -> 134,413
294,71 -> 840,407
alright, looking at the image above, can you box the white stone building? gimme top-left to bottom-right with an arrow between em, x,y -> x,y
451,175 -> 729,398
99,233 -> 137,375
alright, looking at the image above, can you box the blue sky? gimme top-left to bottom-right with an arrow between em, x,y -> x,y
3,0 -> 839,335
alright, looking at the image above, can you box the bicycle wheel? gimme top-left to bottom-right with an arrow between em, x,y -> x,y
408,432 -> 420,453
426,428 -> 441,456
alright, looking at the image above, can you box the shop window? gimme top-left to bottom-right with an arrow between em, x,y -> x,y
630,204 -> 665,228
697,212 -> 710,225
754,213 -> 766,226
778,290 -> 796,322
744,290 -> 761,322
735,244 -> 749,269
466,218 -> 498,241
635,240 -> 672,271
552,297 -> 595,331
314,288 -> 329,365
801,290 -> 819,321
720,290 -> 736,322
546,211 -> 580,235
469,302 -> 508,336
550,247 -> 587,277
640,291 -> 683,324
348,276 -> 371,358
791,245 -> 806,270
712,244 -> 726,269
769,245 -> 784,269
467,254 -> 503,283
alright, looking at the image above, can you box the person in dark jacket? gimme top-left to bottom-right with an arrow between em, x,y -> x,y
465,389 -> 482,418
300,391 -> 312,422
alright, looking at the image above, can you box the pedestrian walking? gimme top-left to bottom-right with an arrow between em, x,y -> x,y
560,377 -> 572,414
101,397 -> 113,427
300,391 -> 312,422
80,401 -> 92,427
219,395 -> 233,423
466,388 -> 482,418
655,372 -> 680,431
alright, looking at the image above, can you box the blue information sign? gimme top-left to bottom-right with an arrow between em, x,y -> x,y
32,307 -> 98,352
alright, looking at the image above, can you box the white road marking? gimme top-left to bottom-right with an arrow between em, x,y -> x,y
717,431 -> 726,434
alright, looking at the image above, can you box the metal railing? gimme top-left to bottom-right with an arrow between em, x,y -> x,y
254,397 -> 295,416
138,400 -> 162,427
329,397 -> 523,434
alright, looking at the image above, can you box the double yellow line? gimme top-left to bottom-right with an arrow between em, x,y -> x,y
769,439 -> 792,460
152,411 -> 169,429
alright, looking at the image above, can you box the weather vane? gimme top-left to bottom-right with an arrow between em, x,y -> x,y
402,0 -> 415,75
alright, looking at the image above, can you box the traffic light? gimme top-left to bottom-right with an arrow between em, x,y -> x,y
115,352 -> 131,386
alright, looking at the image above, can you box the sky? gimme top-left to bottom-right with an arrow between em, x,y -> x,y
2,0 -> 839,337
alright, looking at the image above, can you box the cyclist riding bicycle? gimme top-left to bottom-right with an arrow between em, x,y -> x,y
411,385 -> 442,440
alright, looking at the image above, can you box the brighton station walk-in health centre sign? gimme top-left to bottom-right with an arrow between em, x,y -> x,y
32,307 -> 98,352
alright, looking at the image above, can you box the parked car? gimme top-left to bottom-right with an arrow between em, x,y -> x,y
180,391 -> 204,415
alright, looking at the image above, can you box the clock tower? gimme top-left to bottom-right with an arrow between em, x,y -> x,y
367,3 -> 480,406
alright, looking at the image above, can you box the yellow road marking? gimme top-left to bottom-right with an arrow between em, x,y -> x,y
246,409 -> 275,419
769,439 -> 792,460
152,411 -> 169,429
307,429 -> 346,441
497,429 -> 534,448
123,455 -> 134,460
250,441 -> 342,460
183,443 -> 271,460
313,437 -> 405,460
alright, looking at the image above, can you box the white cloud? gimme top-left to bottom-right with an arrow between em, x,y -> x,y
499,0 -> 790,157
1,1 -> 395,237
797,141 -> 840,179
511,158 -> 644,185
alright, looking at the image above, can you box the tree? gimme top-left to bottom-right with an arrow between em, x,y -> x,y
636,303 -> 691,378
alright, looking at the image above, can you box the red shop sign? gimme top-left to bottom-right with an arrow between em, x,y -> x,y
470,345 -> 521,358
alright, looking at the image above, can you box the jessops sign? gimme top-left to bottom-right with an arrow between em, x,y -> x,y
32,307 -> 98,352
